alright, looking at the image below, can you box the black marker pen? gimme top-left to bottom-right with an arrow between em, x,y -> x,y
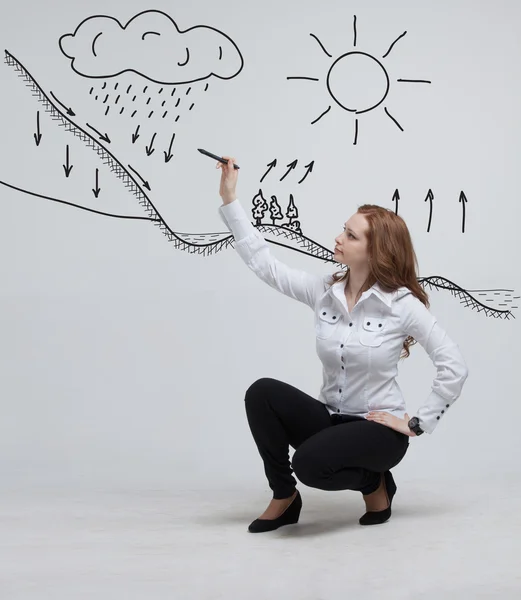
197,148 -> 240,170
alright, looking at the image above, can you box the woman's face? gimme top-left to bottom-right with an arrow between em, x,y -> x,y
334,212 -> 370,267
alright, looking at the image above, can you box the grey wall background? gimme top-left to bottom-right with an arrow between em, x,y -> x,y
0,0 -> 519,492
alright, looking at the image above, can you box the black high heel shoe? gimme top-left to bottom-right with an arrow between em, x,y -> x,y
359,470 -> 397,526
248,490 -> 302,533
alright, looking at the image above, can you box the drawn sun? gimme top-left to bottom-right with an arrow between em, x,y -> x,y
287,16 -> 431,144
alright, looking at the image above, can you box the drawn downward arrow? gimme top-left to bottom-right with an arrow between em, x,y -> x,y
164,133 -> 176,163
34,111 -> 42,146
50,91 -> 76,116
146,133 -> 157,156
128,164 -> 151,191
92,168 -> 101,198
132,125 -> 140,144
86,123 -> 111,144
63,145 -> 73,177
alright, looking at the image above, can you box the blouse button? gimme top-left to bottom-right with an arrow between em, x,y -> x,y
378,323 -> 382,328
339,389 -> 342,393
342,366 -> 344,370
446,404 -> 449,408
322,311 -> 326,315
332,316 -> 337,320
366,321 -> 370,326
349,323 -> 353,327
436,416 -> 440,420
340,344 -> 344,348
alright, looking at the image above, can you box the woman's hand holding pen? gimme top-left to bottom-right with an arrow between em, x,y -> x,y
217,156 -> 238,205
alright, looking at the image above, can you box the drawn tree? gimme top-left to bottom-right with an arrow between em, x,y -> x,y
269,195 -> 284,225
251,189 -> 269,224
285,194 -> 298,226
286,219 -> 302,234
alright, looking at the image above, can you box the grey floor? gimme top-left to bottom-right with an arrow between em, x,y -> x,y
1,477 -> 520,599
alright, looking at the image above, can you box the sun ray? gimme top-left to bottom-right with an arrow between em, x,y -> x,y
382,31 -> 407,58
353,118 -> 359,145
384,106 -> 403,131
353,15 -> 358,47
397,78 -> 432,84
287,76 -> 320,82
309,33 -> 332,58
311,105 -> 331,125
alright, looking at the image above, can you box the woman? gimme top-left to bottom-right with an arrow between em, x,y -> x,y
215,156 -> 469,534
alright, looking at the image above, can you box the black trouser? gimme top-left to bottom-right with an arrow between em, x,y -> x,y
245,378 -> 410,499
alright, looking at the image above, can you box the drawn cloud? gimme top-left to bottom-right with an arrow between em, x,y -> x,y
58,10 -> 244,84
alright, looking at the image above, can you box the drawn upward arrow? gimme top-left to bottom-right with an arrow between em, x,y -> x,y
424,189 -> 434,232
164,132 -> 176,163
280,159 -> 298,182
392,189 -> 400,214
128,164 -> 151,191
298,161 -> 314,184
92,168 -> 101,198
50,91 -> 76,116
146,133 -> 157,156
62,145 -> 73,177
33,111 -> 42,146
132,125 -> 140,144
260,159 -> 277,183
86,123 -> 111,144
459,191 -> 468,233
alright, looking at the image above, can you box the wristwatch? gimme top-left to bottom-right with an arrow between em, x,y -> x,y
408,416 -> 424,436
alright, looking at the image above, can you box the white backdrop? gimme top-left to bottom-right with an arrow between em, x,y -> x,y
0,0 -> 519,492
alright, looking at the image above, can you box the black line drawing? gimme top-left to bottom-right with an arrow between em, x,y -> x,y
57,10 -> 244,163
298,162 -> 314,184
287,15 -> 431,145
0,179 -> 156,222
145,133 -> 157,156
34,111 -> 42,146
62,144 -> 73,177
128,164 -> 151,191
425,188 -> 434,232
92,168 -> 101,197
459,191 -> 467,233
259,158 -> 314,185
59,10 -> 244,84
383,31 -> 407,59
50,91 -> 75,116
392,189 -> 400,214
2,50 -> 515,320
280,160 -> 298,182
394,189 -> 470,233
86,123 -> 111,143
164,133 -> 176,163
260,159 -> 277,183
253,190 -> 301,234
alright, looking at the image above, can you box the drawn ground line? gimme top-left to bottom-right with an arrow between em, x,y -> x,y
3,51 -> 514,318
2,50 -> 351,260
419,277 -> 513,318
0,179 -> 159,221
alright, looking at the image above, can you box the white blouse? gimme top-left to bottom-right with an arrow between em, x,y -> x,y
219,198 -> 469,435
